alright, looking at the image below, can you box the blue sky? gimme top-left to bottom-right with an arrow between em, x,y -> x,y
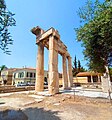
1,0 -> 89,72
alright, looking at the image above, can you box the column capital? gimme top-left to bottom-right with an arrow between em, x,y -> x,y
62,53 -> 67,58
37,41 -> 44,46
67,56 -> 72,59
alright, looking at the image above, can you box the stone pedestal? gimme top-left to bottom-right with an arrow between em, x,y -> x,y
62,54 -> 68,89
35,43 -> 44,92
48,36 -> 59,94
101,76 -> 112,92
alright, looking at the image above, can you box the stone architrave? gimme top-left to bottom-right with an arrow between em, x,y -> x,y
35,42 -> 44,92
62,54 -> 68,89
67,56 -> 73,87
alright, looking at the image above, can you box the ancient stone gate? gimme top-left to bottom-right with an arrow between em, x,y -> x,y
31,26 -> 73,95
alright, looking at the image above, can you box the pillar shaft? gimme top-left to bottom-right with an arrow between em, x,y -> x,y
68,56 -> 73,87
91,75 -> 93,83
35,42 -> 44,92
98,75 -> 101,83
62,54 -> 68,89
48,35 -> 59,95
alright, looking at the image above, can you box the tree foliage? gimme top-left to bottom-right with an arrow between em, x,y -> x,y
72,56 -> 87,76
78,60 -> 81,72
0,65 -> 7,71
75,0 -> 112,73
0,0 -> 16,54
73,56 -> 77,69
109,67 -> 112,79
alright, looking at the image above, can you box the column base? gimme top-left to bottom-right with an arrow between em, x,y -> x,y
63,87 -> 71,90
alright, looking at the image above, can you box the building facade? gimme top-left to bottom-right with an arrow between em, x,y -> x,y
12,68 -> 48,86
1,68 -> 17,85
1,67 -> 48,86
74,71 -> 102,84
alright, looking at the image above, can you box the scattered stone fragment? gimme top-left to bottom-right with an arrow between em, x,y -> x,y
35,99 -> 43,103
53,103 -> 60,106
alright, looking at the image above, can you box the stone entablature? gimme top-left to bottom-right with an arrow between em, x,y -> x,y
31,26 -> 73,95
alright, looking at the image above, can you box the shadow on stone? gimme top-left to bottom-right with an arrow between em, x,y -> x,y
0,109 -> 28,120
0,102 -> 5,105
0,107 -> 61,120
23,107 -> 61,120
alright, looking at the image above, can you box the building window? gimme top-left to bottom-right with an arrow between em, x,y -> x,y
14,73 -> 16,78
26,72 -> 35,78
34,73 -> 36,78
93,76 -> 98,82
21,72 -> 24,78
18,72 -> 24,78
27,72 -> 29,77
30,73 -> 33,77
88,76 -> 91,82
18,73 -> 20,78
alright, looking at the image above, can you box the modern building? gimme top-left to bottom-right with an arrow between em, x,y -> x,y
73,71 -> 102,84
12,68 -> 48,86
1,68 -> 18,85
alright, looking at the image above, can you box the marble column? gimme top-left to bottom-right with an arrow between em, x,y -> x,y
67,56 -> 73,87
48,35 -> 59,95
35,42 -> 44,92
62,54 -> 68,89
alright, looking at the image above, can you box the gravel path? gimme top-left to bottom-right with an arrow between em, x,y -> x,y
0,91 -> 112,120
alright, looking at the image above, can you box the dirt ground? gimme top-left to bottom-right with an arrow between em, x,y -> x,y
0,91 -> 112,120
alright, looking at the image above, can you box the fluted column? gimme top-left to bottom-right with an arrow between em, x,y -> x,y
62,54 -> 68,89
35,42 -> 44,92
48,35 -> 59,95
67,56 -> 73,87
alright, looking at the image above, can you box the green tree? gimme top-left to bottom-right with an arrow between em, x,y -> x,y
80,66 -> 87,72
74,56 -> 77,69
0,0 -> 16,54
0,65 -> 7,71
78,60 -> 81,72
109,67 -> 112,81
75,0 -> 112,90
72,56 -> 78,76
75,0 -> 112,73
72,56 -> 86,76
77,60 -> 87,72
